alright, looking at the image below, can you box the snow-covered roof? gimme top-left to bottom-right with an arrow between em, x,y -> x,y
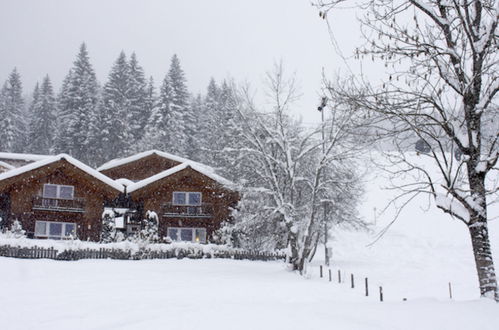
0,161 -> 15,170
0,154 -> 124,192
0,152 -> 50,162
97,150 -> 209,172
127,162 -> 234,193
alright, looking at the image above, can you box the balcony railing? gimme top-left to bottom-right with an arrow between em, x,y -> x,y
32,196 -> 85,213
162,203 -> 213,218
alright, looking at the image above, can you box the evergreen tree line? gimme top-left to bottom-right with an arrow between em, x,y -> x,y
0,43 -> 241,168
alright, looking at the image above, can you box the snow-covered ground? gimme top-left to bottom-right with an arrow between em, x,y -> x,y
320,152 -> 499,301
1,152 -> 498,329
1,258 -> 498,330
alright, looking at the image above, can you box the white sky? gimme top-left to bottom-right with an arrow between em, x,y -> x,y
0,0 -> 370,124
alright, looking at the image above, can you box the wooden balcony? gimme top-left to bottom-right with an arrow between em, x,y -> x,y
32,196 -> 85,213
162,203 -> 213,218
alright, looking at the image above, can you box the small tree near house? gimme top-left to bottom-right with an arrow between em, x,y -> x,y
139,211 -> 159,243
101,210 -> 116,243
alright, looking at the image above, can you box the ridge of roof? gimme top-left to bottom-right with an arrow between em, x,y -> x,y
97,150 -> 208,172
127,162 -> 234,194
0,154 -> 124,192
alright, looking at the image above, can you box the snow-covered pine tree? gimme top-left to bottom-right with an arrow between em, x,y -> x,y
196,78 -> 220,164
97,51 -> 131,158
139,75 -> 173,151
211,80 -> 244,175
0,68 -> 27,152
54,69 -> 74,155
127,53 -> 149,149
54,43 -> 100,164
167,54 -> 190,155
28,75 -> 56,153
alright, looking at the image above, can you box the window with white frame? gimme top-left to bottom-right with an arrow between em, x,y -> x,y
167,227 -> 207,243
34,221 -> 77,239
43,184 -> 74,200
172,192 -> 202,205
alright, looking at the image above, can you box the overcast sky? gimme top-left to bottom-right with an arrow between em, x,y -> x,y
0,0 -> 367,123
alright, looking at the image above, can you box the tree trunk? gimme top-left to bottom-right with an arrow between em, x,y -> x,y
468,218 -> 498,301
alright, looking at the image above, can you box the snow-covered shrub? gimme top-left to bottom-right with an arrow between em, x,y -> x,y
7,219 -> 26,238
101,210 -> 116,243
139,211 -> 159,243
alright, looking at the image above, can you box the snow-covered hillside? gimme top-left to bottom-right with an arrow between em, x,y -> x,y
323,151 -> 499,301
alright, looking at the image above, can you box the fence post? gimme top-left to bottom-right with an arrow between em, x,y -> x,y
351,274 -> 355,289
320,265 -> 323,278
379,286 -> 383,302
365,277 -> 369,296
448,282 -> 453,299
338,270 -> 341,283
328,269 -> 332,282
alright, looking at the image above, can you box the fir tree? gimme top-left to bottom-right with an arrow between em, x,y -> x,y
140,75 -> 173,151
167,54 -> 190,155
98,51 -> 130,157
55,43 -> 100,164
54,69 -> 75,155
0,68 -> 27,152
127,53 -> 149,147
28,76 -> 56,153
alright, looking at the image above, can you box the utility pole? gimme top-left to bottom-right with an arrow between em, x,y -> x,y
318,96 -> 330,267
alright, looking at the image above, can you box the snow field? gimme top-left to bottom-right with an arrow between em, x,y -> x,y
1,257 -> 498,330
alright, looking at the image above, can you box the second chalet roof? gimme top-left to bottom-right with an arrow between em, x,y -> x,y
0,154 -> 124,192
127,162 -> 235,193
0,161 -> 15,171
97,150 -> 208,172
0,152 -> 51,167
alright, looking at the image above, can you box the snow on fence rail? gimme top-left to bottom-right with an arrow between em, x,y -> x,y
0,244 -> 286,261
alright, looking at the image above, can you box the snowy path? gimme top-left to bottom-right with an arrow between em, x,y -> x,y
1,257 -> 498,330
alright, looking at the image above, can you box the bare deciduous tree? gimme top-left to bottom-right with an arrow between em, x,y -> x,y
317,0 -> 498,299
229,62 -> 367,272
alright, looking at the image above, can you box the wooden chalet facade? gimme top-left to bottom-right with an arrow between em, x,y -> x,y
98,150 -> 239,243
0,155 -> 123,241
0,150 -> 238,244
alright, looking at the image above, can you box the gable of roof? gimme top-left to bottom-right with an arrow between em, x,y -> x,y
127,162 -> 235,194
97,150 -> 206,172
0,154 -> 124,193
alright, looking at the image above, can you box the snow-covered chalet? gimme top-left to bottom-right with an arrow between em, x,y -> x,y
0,150 -> 238,243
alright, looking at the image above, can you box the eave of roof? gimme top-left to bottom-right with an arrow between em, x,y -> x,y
0,154 -> 124,192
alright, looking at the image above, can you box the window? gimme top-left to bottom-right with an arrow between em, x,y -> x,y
172,192 -> 202,206
43,184 -> 74,200
34,221 -> 77,239
168,228 -> 179,241
167,227 -> 207,243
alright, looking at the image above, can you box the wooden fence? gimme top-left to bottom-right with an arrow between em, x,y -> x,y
0,244 -> 286,262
